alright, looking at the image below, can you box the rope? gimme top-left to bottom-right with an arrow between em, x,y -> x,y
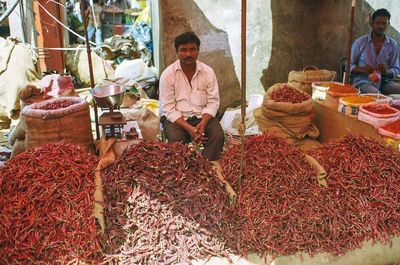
35,0 -> 97,46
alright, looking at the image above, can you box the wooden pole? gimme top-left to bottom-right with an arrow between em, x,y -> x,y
80,0 -> 100,140
345,0 -> 356,84
239,0 -> 247,178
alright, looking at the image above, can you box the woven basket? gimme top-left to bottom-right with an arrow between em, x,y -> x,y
288,66 -> 336,95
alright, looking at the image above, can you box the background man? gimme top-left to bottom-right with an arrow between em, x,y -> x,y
85,0 -> 104,47
350,8 -> 400,95
159,31 -> 224,161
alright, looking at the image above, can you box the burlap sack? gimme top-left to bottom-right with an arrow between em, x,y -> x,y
65,46 -> 114,87
295,137 -> 323,152
120,107 -> 160,142
8,115 -> 26,146
10,138 -> 26,158
288,66 -> 336,95
0,38 -> 42,121
22,97 -> 93,149
254,107 -> 297,144
260,83 -> 320,140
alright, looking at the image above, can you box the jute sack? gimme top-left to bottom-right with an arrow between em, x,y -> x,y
10,138 -> 26,158
65,46 -> 114,87
0,38 -> 42,121
254,107 -> 319,144
120,107 -> 160,142
22,97 -> 93,149
261,83 -> 320,140
288,66 -> 336,95
8,115 -> 26,146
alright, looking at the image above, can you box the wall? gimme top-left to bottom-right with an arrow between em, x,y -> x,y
159,0 -> 400,100
193,0 -> 271,97
159,0 -> 242,113
151,0 -> 161,71
260,0 -> 400,90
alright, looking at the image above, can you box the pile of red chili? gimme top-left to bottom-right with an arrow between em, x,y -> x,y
271,85 -> 310,103
309,135 -> 400,252
100,141 -> 232,264
0,142 -> 102,264
362,104 -> 399,115
220,133 -> 400,259
38,99 -> 75,110
380,119 -> 400,133
220,133 -> 318,257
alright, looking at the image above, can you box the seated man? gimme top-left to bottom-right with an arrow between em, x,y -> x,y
159,31 -> 224,161
350,8 -> 400,95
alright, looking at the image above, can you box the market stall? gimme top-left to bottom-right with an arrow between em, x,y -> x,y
2,1 -> 400,264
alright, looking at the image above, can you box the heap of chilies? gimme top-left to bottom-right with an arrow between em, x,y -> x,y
220,133 -> 318,257
100,141 -> 232,264
220,133 -> 400,259
0,142 -> 102,264
37,100 -> 76,110
271,85 -> 310,103
309,135 -> 400,249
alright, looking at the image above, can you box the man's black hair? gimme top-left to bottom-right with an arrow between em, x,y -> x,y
174,32 -> 201,51
372,8 -> 391,21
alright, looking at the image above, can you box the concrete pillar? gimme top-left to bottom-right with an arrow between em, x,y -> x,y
151,0 -> 161,71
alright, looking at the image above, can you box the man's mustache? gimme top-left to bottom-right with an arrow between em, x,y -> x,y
184,57 -> 195,60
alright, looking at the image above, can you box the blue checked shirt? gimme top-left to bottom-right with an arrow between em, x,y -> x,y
350,33 -> 400,88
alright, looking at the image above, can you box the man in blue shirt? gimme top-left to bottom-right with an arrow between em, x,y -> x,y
350,8 -> 400,95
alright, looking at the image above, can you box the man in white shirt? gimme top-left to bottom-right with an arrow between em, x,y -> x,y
159,32 -> 224,161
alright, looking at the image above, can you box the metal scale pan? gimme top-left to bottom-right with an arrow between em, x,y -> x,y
91,85 -> 127,138
91,84 -> 126,110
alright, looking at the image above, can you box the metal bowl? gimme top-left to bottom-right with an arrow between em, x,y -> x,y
91,85 -> 126,109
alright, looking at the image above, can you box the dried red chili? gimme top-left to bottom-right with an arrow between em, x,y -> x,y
100,141 -> 233,264
271,85 -> 310,103
309,135 -> 400,254
220,133 -> 400,260
220,132 -> 319,257
38,100 -> 75,110
0,142 -> 103,264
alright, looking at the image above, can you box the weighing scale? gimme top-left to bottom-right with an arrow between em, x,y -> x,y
91,85 -> 127,139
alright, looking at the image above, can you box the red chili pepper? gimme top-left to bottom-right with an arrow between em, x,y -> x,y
271,85 -> 310,103
100,141 -> 233,264
220,133 -> 400,261
0,141 -> 103,264
37,99 -> 76,110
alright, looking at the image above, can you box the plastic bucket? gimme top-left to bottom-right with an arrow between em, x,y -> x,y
311,81 -> 343,101
338,96 -> 376,117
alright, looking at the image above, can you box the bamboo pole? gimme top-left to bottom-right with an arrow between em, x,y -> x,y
345,0 -> 356,84
239,0 -> 247,178
80,0 -> 100,140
